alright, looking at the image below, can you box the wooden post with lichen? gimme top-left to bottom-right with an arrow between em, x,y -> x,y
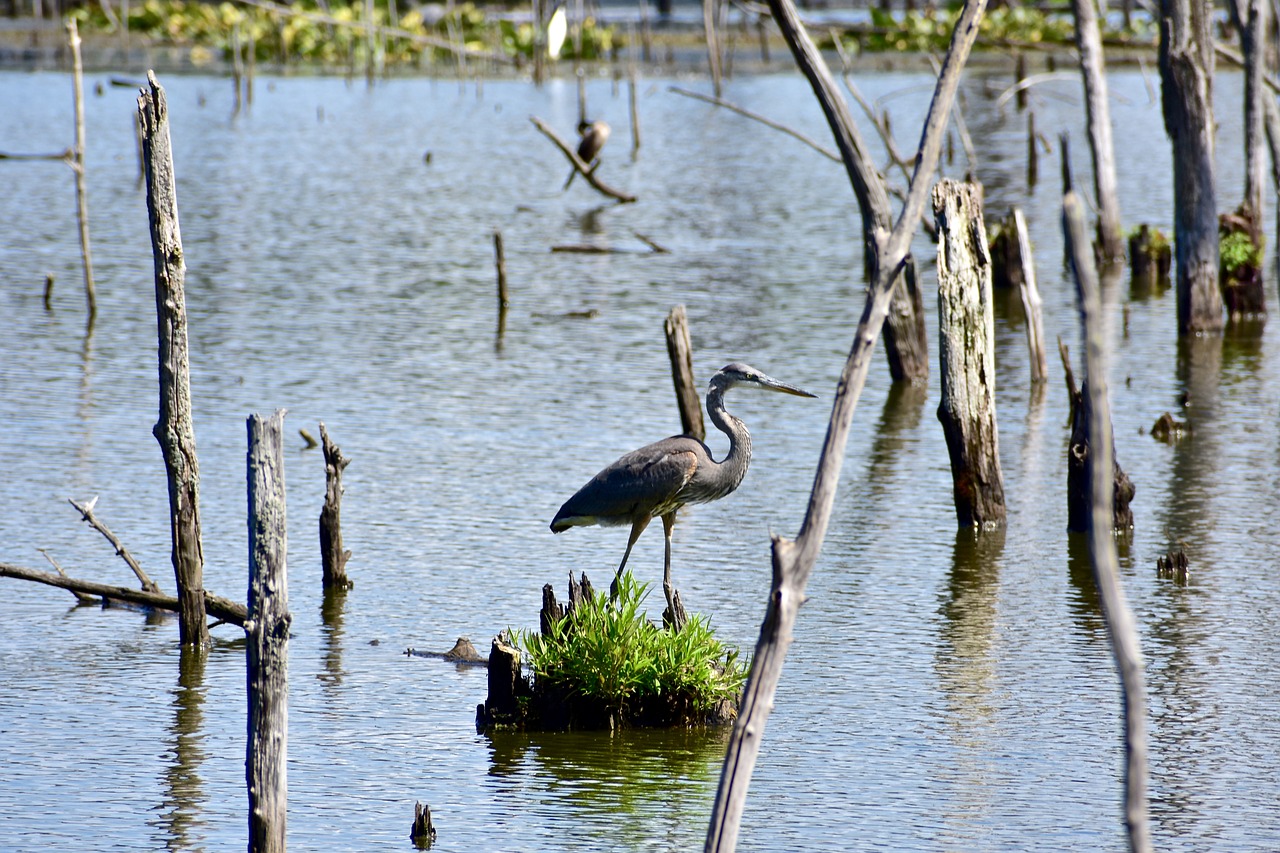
933,179 -> 1006,528
247,409 -> 290,853
319,422 -> 352,590
140,71 -> 208,648
665,305 -> 704,441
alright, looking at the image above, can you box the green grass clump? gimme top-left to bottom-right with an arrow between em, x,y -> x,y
518,572 -> 746,726
1220,230 -> 1263,275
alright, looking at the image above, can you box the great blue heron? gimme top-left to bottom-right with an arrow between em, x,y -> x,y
550,363 -> 816,601
563,119 -> 611,190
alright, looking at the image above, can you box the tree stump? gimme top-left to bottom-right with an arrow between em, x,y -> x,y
410,801 -> 437,848
933,179 -> 1007,528
1218,206 -> 1266,321
1067,380 -> 1136,531
1129,224 -> 1172,296
476,632 -> 527,728
319,422 -> 352,590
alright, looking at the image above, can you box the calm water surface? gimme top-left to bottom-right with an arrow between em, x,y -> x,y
1,63 -> 1278,851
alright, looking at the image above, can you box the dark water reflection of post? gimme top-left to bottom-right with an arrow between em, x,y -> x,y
864,381 -> 927,500
157,646 -> 207,851
1065,532 -> 1104,637
318,586 -> 349,687
935,527 -> 1005,838
483,728 -> 726,838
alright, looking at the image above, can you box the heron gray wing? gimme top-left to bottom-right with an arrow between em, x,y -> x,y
552,436 -> 705,529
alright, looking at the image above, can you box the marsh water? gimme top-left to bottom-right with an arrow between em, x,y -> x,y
2,62 -> 1279,851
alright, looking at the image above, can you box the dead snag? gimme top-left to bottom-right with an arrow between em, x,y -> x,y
933,179 -> 1006,528
319,422 -> 353,590
66,19 -> 96,323
1159,0 -> 1223,333
247,409 -> 290,853
665,305 -> 705,441
705,0 -> 987,846
410,801 -> 437,847
1012,209 -> 1049,383
475,631 -> 527,728
139,71 -> 208,648
1064,191 -> 1152,853
1069,0 -> 1125,262
68,497 -> 162,593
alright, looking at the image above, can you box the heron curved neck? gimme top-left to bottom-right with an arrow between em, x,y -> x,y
706,385 -> 752,493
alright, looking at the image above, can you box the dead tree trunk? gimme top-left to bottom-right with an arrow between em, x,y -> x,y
1013,208 -> 1049,382
139,71 -> 208,648
319,422 -> 352,590
705,0 -> 986,847
1238,0 -> 1267,240
1063,191 -> 1152,853
1159,0 -> 1222,333
665,305 -> 705,441
66,19 -> 96,323
247,409 -> 290,853
933,179 -> 1006,528
1070,0 -> 1125,262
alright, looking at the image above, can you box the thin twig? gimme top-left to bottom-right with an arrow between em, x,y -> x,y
36,548 -> 98,603
667,85 -> 840,162
68,497 -> 162,594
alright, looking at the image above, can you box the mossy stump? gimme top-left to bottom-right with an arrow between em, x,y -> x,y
476,573 -> 741,732
1128,224 -> 1171,297
1219,207 -> 1266,322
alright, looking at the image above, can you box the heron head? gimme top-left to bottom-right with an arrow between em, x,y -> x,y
711,363 -> 816,398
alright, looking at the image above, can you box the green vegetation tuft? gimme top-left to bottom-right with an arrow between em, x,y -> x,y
1220,230 -> 1262,275
517,572 -> 746,724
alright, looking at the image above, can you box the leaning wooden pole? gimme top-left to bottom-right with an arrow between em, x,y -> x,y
665,305 -> 705,441
66,18 -> 96,323
1013,208 -> 1049,383
139,71 -> 208,648
1159,0 -> 1222,333
1070,0 -> 1125,262
705,0 -> 986,848
1064,192 -> 1152,853
247,409 -> 290,853
933,179 -> 1006,528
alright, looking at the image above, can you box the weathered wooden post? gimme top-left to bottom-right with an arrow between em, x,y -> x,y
319,422 -> 352,590
1069,0 -> 1125,262
1063,191 -> 1152,853
933,179 -> 1006,528
66,18 -> 96,324
494,230 -> 508,339
247,409 -> 290,853
1013,208 -> 1049,383
139,71 -> 208,648
664,305 -> 705,441
1159,0 -> 1222,333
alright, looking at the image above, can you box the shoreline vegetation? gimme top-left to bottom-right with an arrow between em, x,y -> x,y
0,0 -> 1172,78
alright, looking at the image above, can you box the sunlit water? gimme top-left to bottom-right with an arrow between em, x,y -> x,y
2,61 -> 1278,851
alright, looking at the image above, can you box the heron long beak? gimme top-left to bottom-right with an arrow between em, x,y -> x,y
757,373 -> 817,398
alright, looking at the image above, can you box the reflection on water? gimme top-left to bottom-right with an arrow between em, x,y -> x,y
3,66 -> 1280,851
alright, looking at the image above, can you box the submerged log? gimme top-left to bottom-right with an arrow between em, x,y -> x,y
140,71 -> 208,648
933,179 -> 1006,528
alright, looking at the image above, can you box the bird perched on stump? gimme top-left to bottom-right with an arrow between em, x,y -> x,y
564,119 -> 611,190
550,363 -> 816,612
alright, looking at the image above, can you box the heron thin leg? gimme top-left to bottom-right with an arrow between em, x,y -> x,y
611,515 -> 651,598
660,512 -> 687,631
661,512 -> 675,590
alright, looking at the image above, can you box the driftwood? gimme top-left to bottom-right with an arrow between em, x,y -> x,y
1063,191 -> 1152,853
319,422 -> 353,590
405,637 -> 486,665
933,180 -> 1006,528
247,409 -> 290,853
530,116 -> 635,204
139,71 -> 209,648
0,561 -> 247,626
68,497 -> 162,594
705,0 -> 987,848
1069,0 -> 1125,262
1159,0 -> 1223,333
66,19 -> 96,323
665,305 -> 705,441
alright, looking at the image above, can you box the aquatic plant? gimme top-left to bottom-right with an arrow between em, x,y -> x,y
517,572 -> 745,727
